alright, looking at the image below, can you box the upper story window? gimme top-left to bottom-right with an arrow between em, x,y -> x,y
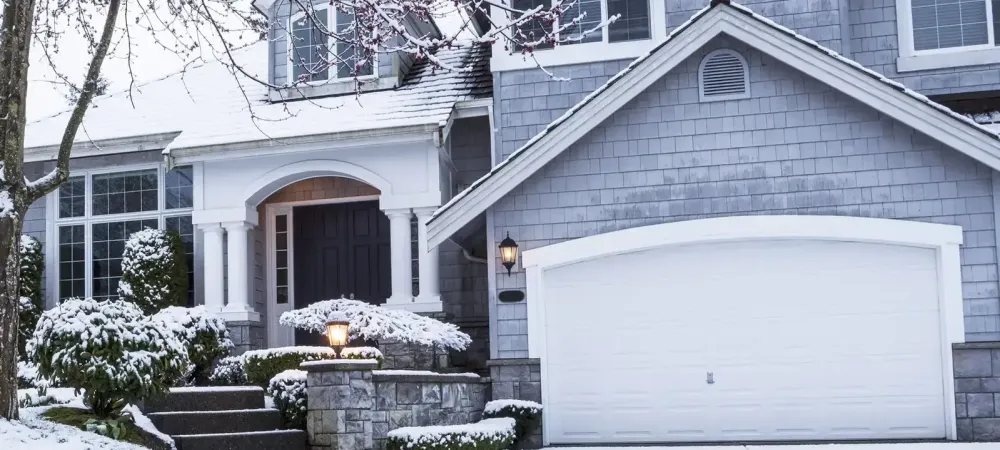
497,0 -> 663,70
897,0 -> 1000,71
288,4 -> 374,83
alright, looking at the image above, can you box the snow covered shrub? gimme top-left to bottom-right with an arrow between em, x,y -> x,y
18,235 -> 44,357
386,418 -> 516,450
118,228 -> 189,314
16,361 -> 49,390
483,400 -> 542,446
210,356 -> 248,386
342,346 -> 383,368
243,346 -> 335,386
153,306 -> 233,384
267,369 -> 307,429
279,298 -> 472,350
28,298 -> 189,418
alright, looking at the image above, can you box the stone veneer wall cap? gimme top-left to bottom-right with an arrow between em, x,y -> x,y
486,358 -> 540,366
372,370 -> 492,383
953,341 -> 1000,349
299,359 -> 380,372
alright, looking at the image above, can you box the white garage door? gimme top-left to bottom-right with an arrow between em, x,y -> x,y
542,239 -> 947,444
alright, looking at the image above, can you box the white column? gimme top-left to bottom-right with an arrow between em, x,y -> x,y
414,208 -> 441,305
386,209 -> 413,304
222,221 -> 259,321
200,225 -> 225,313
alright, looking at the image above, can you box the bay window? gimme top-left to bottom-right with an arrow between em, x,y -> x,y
898,0 -> 1000,71
52,165 -> 196,304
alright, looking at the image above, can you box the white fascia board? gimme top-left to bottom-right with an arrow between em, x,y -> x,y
23,131 -> 182,163
170,123 -> 440,163
454,99 -> 492,119
428,5 -> 1000,249
425,11 -> 727,248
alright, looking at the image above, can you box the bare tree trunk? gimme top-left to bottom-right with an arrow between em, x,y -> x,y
0,215 -> 23,419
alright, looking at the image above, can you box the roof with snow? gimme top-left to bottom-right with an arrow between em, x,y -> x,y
426,0 -> 1000,248
24,42 -> 491,158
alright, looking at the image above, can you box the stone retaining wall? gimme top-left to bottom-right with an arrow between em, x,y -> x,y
954,343 -> 1000,441
303,360 -> 489,450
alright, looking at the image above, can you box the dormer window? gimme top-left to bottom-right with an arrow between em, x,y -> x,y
288,4 -> 375,83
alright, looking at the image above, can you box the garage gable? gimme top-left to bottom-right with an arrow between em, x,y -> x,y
427,0 -> 1000,249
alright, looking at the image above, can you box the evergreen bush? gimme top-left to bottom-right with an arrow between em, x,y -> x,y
482,400 -> 542,447
385,418 -> 516,450
209,356 -> 248,386
27,298 -> 188,417
153,306 -> 233,385
18,235 -> 44,357
242,346 -> 335,386
267,369 -> 307,429
342,346 -> 384,368
118,228 -> 188,314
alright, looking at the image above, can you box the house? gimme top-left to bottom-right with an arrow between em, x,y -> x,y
20,0 -> 1000,445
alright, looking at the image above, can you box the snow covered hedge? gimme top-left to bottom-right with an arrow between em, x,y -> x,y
27,298 -> 189,417
342,346 -> 384,368
279,298 -> 471,350
242,346 -> 335,386
153,306 -> 233,384
483,399 -> 542,445
118,228 -> 189,315
385,418 -> 516,450
19,235 -> 44,357
267,369 -> 307,430
209,356 -> 247,386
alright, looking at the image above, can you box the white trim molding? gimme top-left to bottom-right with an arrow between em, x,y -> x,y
522,215 -> 966,442
427,3 -> 1000,249
243,159 -> 394,207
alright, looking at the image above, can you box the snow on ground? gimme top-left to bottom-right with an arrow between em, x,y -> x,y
2,406 -> 145,450
553,445 -> 1000,449
124,404 -> 176,449
17,388 -> 79,407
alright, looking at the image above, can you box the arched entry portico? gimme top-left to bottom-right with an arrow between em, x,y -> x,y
193,159 -> 443,350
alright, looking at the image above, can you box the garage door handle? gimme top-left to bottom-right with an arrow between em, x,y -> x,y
707,372 -> 715,384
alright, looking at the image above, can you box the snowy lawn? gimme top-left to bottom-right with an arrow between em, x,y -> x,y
3,389 -> 175,450
551,445 -> 1000,449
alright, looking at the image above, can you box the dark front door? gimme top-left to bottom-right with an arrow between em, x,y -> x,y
293,201 -> 391,345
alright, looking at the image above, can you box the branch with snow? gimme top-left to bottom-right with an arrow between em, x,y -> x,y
279,297 -> 472,351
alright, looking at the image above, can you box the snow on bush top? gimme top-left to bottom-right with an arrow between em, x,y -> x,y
270,369 -> 307,384
153,306 -> 233,352
387,418 -> 516,443
19,234 -> 39,253
118,228 -> 187,314
279,298 -> 472,350
484,399 -> 542,414
242,346 -> 334,362
342,346 -> 383,360
27,298 -> 189,407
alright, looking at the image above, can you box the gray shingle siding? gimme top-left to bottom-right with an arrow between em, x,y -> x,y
850,0 -> 1000,96
491,37 -> 1000,357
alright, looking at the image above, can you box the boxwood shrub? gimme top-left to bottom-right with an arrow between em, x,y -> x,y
209,356 -> 247,386
386,418 -> 516,450
242,346 -> 335,386
267,369 -> 307,429
482,399 -> 542,446
341,346 -> 384,368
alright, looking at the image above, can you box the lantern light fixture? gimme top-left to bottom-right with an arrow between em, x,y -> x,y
325,318 -> 350,358
499,232 -> 519,276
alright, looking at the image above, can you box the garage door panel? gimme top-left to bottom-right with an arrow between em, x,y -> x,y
542,239 -> 947,444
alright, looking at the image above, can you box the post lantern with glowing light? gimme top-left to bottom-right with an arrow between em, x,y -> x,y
499,232 -> 519,276
325,316 -> 350,358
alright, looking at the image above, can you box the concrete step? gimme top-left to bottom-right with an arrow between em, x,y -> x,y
142,387 -> 265,413
147,408 -> 282,435
173,430 -> 306,450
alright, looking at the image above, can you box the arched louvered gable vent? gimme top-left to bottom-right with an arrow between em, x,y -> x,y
699,49 -> 750,102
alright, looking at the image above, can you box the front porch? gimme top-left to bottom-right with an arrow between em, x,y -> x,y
184,137 -> 450,352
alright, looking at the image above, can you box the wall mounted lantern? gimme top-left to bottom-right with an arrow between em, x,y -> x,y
499,232 -> 519,276
325,318 -> 350,358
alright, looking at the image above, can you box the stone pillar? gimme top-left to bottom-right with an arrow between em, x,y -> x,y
222,221 -> 259,321
304,360 -> 377,450
487,359 -> 542,449
414,208 -> 441,306
953,343 -> 1000,441
200,224 -> 225,313
385,209 -> 413,305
